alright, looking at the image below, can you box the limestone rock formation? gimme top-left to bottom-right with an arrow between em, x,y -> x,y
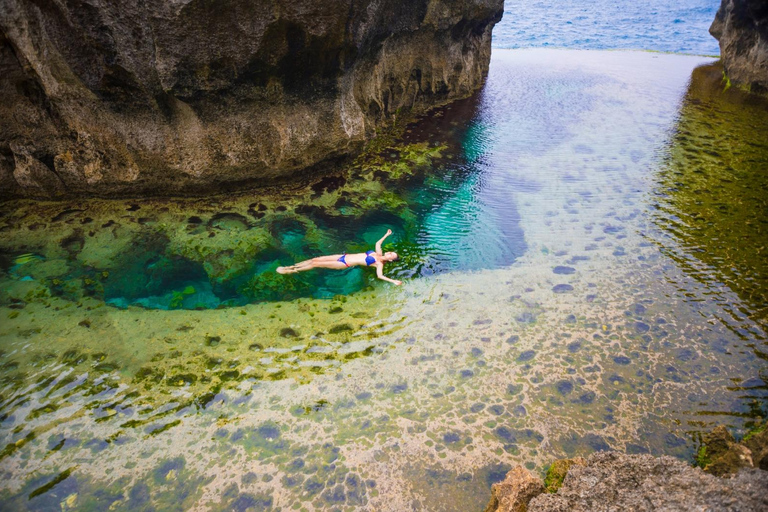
697,425 -> 754,476
528,452 -> 768,512
697,423 -> 768,476
742,426 -> 768,471
0,0 -> 503,198
710,0 -> 768,92
484,465 -> 545,512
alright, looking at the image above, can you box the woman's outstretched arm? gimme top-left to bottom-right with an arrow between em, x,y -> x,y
376,262 -> 402,286
375,229 -> 392,255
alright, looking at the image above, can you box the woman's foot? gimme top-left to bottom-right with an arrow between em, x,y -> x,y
276,266 -> 290,274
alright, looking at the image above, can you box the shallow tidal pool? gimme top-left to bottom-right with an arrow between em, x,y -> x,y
1,49 -> 767,511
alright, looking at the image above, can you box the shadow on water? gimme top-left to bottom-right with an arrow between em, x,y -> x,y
652,62 -> 768,333
0,94 -> 527,310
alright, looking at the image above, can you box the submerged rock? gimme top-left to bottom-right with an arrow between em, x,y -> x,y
697,425 -> 754,476
743,425 -> 768,471
697,423 -> 768,476
710,0 -> 768,93
0,0 -> 503,198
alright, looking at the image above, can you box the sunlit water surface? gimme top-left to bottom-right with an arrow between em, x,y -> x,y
1,50 -> 767,511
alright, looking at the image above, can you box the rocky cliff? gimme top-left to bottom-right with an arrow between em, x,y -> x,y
0,0 -> 503,199
710,0 -> 768,92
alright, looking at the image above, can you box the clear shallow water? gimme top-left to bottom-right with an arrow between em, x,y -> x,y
0,112 -> 524,310
494,0 -> 720,55
1,50 -> 767,511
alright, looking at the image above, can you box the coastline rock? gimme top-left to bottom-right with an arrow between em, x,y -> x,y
0,0 -> 503,199
742,426 -> 768,471
710,0 -> 768,92
543,457 -> 585,493
484,465 -> 545,512
697,425 -> 754,476
528,452 -> 768,512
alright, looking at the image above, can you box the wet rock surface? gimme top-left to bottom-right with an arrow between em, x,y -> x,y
484,466 -> 545,512
527,452 -> 768,512
698,423 -> 768,476
0,0 -> 503,198
710,0 -> 768,92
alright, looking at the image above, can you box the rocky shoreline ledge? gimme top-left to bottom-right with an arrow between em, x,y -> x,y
0,0 -> 503,199
485,424 -> 768,512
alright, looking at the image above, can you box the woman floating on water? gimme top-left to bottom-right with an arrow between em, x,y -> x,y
276,229 -> 402,285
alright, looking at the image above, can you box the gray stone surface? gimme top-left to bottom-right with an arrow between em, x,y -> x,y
529,452 -> 768,512
0,0 -> 503,198
710,0 -> 768,92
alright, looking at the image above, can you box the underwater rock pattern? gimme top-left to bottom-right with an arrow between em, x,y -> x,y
1,50 -> 767,511
0,0 -> 503,198
710,0 -> 768,92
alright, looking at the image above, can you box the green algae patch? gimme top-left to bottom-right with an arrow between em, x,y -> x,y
28,466 -> 76,500
544,458 -> 583,493
0,432 -> 36,462
694,444 -> 712,469
147,419 -> 182,437
742,420 -> 767,443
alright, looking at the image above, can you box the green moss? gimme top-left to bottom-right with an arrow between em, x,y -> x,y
544,459 -> 576,493
742,421 -> 767,443
169,285 -> 196,309
722,70 -> 732,91
329,323 -> 353,334
695,445 -> 712,469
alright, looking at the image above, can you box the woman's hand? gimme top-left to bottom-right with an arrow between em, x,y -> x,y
393,279 -> 402,286
386,229 -> 392,236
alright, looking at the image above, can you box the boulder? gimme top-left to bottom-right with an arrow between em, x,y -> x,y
742,425 -> 768,471
698,425 -> 754,476
485,465 -> 545,512
528,452 -> 768,512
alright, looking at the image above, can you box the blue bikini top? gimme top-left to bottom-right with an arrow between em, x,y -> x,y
365,250 -> 376,266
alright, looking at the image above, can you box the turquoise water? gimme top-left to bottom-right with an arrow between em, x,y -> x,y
0,112 -> 526,309
1,49 -> 767,511
494,0 -> 720,55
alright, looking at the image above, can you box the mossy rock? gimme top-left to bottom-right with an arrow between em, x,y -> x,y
697,425 -> 755,476
742,421 -> 768,471
544,457 -> 585,493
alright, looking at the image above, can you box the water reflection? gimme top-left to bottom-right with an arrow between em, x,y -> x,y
653,62 -> 768,330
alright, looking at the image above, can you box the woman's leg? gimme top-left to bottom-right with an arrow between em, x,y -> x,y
277,255 -> 346,274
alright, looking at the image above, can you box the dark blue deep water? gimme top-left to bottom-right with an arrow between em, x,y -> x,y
494,0 -> 720,55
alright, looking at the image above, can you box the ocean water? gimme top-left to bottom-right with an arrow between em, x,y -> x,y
494,0 -> 721,55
